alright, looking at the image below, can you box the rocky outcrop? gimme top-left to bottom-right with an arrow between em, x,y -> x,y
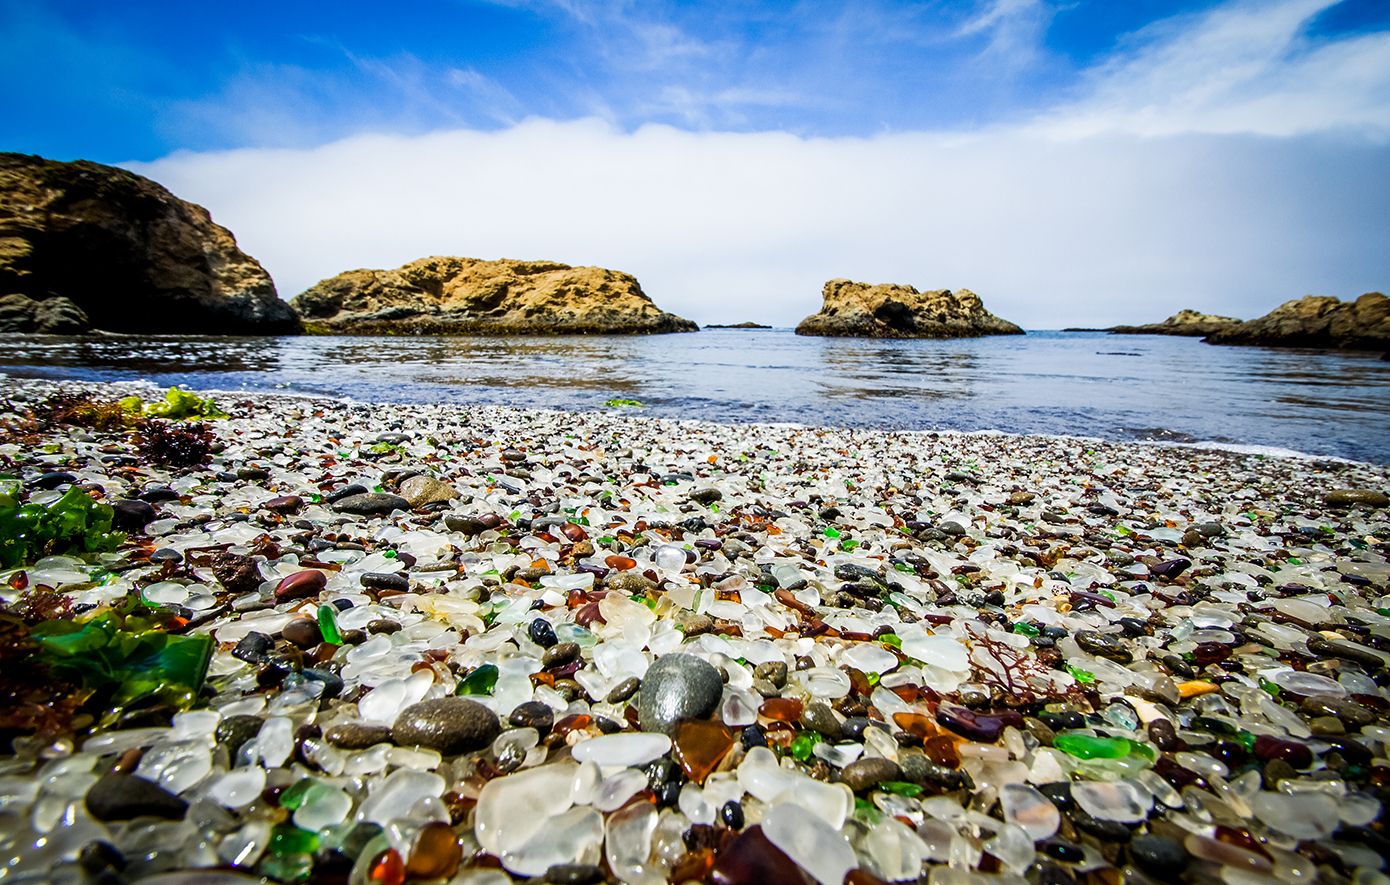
1106,309 -> 1242,337
794,279 -> 1023,339
706,322 -> 771,329
291,256 -> 697,335
1204,293 -> 1389,350
0,153 -> 296,334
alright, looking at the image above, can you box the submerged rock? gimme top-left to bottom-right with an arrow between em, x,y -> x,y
290,255 -> 698,335
0,153 -> 297,334
795,278 -> 1023,339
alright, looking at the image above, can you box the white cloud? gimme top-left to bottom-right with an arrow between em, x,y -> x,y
128,119 -> 1388,329
122,0 -> 1390,330
1034,0 -> 1390,137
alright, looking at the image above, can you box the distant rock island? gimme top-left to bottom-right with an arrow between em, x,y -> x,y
1103,309 -> 1243,337
795,279 -> 1023,339
292,256 -> 697,336
0,153 -> 296,334
1204,293 -> 1388,351
706,321 -> 771,329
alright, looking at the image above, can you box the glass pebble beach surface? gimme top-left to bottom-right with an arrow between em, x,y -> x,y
1,376 -> 1389,885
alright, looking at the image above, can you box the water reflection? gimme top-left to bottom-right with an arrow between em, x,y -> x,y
0,330 -> 1386,462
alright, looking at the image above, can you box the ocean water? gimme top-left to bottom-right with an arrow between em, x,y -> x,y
0,330 -> 1386,463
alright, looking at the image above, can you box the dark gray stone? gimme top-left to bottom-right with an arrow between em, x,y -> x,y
333,493 -> 411,515
85,774 -> 187,822
215,714 -> 265,753
325,721 -> 395,750
637,653 -> 723,735
392,697 -> 501,755
799,702 -> 843,741
1129,834 -> 1187,877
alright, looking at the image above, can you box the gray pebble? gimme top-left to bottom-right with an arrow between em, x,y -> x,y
392,698 -> 501,755
840,757 -> 900,792
638,653 -> 723,735
325,721 -> 395,749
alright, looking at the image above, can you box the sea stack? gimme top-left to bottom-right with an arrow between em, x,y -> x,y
1204,293 -> 1389,351
0,153 -> 296,335
794,279 -> 1023,339
1106,309 -> 1242,337
291,256 -> 697,335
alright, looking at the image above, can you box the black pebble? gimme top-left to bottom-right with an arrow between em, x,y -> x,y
231,632 -> 273,664
1129,834 -> 1188,878
840,717 -> 871,742
110,500 -> 157,532
31,472 -> 76,490
720,800 -> 744,829
1037,782 -> 1074,811
301,668 -> 343,700
594,717 -> 623,734
529,618 -> 559,648
1069,808 -> 1133,842
1039,840 -> 1084,863
740,724 -> 768,750
543,863 -> 606,885
77,841 -> 126,873
325,483 -> 370,503
360,572 -> 409,592
1036,861 -> 1080,885
654,780 -> 681,808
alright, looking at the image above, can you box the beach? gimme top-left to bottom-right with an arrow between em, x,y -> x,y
2,376 -> 1389,884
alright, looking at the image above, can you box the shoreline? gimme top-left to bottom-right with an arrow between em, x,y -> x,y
0,376 -> 1388,884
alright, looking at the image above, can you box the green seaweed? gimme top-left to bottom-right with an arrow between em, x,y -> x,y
0,486 -> 123,569
604,399 -> 646,408
121,387 -> 229,420
31,610 -> 213,718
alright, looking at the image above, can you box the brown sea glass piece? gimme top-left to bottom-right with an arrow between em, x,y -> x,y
759,697 -> 804,721
405,821 -> 463,880
923,734 -> 961,769
673,719 -> 736,785
710,826 -> 812,885
892,711 -> 938,740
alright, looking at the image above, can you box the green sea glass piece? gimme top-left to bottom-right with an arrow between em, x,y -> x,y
279,778 -> 316,810
317,604 -> 342,645
456,663 -> 499,696
880,781 -> 923,797
790,733 -> 815,761
269,824 -> 319,856
1054,734 -> 1130,760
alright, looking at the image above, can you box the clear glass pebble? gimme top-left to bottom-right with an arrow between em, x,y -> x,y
571,733 -> 671,767
762,802 -> 858,885
207,767 -> 266,810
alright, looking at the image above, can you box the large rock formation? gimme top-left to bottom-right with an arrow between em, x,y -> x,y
794,279 -> 1023,339
0,153 -> 296,334
1204,293 -> 1389,350
291,256 -> 697,335
1106,309 -> 1242,337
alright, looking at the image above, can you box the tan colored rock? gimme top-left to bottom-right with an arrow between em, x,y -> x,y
399,475 -> 458,508
794,279 -> 1023,339
1106,309 -> 1242,337
0,153 -> 295,334
1204,293 -> 1389,350
291,256 -> 697,335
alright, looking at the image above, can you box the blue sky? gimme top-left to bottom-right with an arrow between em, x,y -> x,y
3,0 -> 1389,326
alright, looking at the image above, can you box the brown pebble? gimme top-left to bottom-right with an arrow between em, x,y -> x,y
275,569 -> 328,602
1147,718 -> 1179,752
367,619 -> 402,635
543,642 -> 580,668
263,495 -> 304,514
281,618 -> 322,648
679,614 -> 714,636
509,701 -> 555,735
606,677 -> 641,704
1309,715 -> 1346,736
1300,695 -> 1377,727
840,757 -> 900,792
324,722 -> 395,750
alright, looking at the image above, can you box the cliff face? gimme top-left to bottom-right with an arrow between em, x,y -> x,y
0,153 -> 296,334
1108,309 -> 1242,337
291,256 -> 698,335
1204,294 -> 1389,350
794,279 -> 1024,339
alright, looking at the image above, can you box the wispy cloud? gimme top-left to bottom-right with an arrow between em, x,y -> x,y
1035,0 -> 1390,137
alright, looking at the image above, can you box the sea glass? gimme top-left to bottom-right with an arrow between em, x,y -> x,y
673,719 -> 736,785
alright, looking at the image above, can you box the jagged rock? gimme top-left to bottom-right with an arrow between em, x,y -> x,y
1104,309 -> 1242,337
794,279 -> 1023,339
290,256 -> 698,335
1204,293 -> 1389,350
0,153 -> 297,334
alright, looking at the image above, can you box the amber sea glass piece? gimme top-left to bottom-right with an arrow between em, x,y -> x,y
758,698 -> 804,722
405,821 -> 463,880
892,711 -> 938,740
923,735 -> 961,769
673,719 -> 736,785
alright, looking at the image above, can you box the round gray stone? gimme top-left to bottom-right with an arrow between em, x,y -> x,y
392,697 -> 501,755
638,653 -> 723,735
